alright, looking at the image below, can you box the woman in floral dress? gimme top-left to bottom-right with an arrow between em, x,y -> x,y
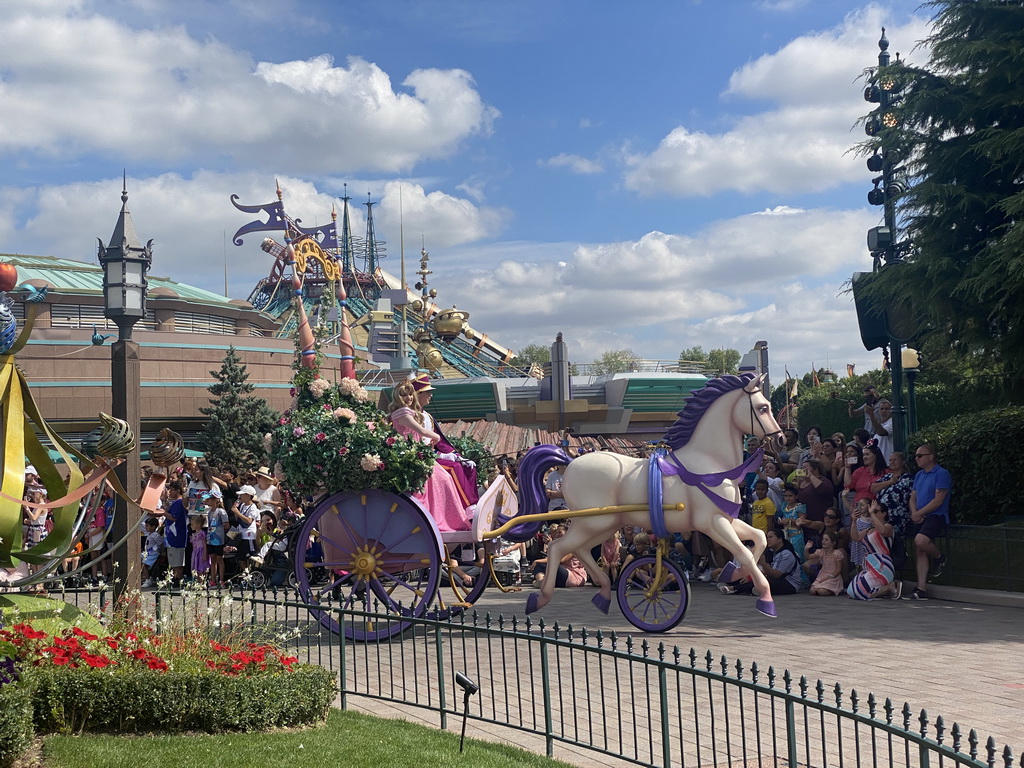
871,450 -> 913,569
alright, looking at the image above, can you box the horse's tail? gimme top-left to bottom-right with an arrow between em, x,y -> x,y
500,445 -> 570,542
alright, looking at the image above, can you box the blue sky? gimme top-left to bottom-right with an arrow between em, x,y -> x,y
0,0 -> 931,381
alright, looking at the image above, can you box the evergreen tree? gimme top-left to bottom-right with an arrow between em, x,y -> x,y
198,346 -> 279,468
861,1 -> 1024,379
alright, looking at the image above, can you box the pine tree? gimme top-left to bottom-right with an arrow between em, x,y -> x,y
861,1 -> 1024,378
198,347 -> 279,469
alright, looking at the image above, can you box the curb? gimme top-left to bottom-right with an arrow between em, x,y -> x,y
897,580 -> 1024,608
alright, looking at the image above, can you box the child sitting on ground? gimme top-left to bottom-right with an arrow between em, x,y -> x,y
807,530 -> 847,596
599,531 -> 622,585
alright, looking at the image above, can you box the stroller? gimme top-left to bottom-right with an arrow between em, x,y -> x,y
245,518 -> 324,590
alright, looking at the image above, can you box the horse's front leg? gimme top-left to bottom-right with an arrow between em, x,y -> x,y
719,519 -> 767,582
706,514 -> 776,617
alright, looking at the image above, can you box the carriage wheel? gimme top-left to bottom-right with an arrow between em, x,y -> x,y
616,556 -> 690,632
294,489 -> 443,641
429,557 -> 491,621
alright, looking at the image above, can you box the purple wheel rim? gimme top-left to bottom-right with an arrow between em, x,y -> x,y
615,556 -> 690,632
428,563 -> 490,621
294,489 -> 443,642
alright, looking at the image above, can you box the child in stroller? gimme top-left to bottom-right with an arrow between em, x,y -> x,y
248,514 -> 323,589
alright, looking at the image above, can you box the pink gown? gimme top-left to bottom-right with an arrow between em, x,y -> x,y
812,548 -> 846,595
390,408 -> 471,532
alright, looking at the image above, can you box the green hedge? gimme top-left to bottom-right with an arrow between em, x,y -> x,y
24,665 -> 335,735
909,406 -> 1024,525
0,683 -> 33,768
795,375 -> 1017,441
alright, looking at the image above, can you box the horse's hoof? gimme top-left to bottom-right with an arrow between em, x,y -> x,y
755,599 -> 777,618
591,593 -> 611,614
718,560 -> 740,584
525,593 -> 541,614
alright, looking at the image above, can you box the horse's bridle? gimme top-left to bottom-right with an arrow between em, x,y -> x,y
743,382 -> 784,449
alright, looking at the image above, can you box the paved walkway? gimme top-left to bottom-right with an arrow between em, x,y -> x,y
345,579 -> 1024,766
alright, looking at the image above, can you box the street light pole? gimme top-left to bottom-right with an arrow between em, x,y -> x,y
98,178 -> 152,603
860,27 -> 910,453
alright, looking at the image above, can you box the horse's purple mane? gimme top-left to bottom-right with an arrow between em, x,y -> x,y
662,372 -> 756,450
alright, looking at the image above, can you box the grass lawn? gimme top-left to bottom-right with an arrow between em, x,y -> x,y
41,708 -> 575,768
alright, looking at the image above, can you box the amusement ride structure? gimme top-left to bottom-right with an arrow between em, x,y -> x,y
231,182 -> 521,383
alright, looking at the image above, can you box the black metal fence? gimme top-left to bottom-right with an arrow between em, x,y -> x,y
57,586 -> 1021,768
940,524 -> 1024,593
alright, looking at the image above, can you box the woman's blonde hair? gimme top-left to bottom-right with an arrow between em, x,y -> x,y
389,380 -> 424,424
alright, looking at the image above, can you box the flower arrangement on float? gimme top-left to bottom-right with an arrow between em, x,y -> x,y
266,349 -> 435,498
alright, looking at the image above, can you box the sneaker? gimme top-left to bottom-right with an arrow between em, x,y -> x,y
698,568 -> 713,583
141,578 -> 155,588
911,588 -> 928,600
718,583 -> 737,595
930,555 -> 946,578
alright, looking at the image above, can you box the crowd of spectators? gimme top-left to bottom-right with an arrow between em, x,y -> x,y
8,457 -> 311,591
9,383 -> 952,607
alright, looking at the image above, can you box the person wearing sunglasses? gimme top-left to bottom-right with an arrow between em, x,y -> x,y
909,445 -> 953,600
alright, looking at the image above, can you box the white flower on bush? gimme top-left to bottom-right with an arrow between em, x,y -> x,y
360,453 -> 383,472
263,433 -> 273,453
308,377 -> 331,398
338,377 -> 370,402
333,407 -> 357,422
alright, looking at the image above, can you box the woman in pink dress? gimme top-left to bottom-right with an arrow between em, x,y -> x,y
389,381 -> 471,532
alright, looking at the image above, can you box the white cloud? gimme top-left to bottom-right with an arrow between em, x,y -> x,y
757,0 -> 813,12
372,181 -> 509,249
623,8 -> 931,197
439,205 -> 879,380
541,153 -> 604,175
0,6 -> 497,173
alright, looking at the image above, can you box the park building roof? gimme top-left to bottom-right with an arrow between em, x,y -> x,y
0,253 -> 247,312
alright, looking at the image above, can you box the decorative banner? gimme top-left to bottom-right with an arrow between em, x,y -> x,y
230,196 -> 287,246
294,220 -> 338,251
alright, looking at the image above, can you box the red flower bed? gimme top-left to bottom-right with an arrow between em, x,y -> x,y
0,623 -> 299,676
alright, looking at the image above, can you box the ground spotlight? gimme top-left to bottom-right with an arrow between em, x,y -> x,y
455,671 -> 479,752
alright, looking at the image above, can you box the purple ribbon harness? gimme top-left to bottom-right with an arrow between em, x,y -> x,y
647,447 -> 764,539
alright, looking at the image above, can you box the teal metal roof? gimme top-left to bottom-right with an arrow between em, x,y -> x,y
0,253 -> 239,310
621,378 -> 708,412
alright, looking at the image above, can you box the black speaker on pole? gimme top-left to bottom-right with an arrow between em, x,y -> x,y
851,272 -> 890,351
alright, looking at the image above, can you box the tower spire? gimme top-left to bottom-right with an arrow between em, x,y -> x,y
107,171 -> 141,250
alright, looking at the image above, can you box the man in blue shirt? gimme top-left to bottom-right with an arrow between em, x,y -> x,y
909,444 -> 953,600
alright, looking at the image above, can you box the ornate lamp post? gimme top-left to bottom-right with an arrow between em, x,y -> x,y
97,179 -> 152,600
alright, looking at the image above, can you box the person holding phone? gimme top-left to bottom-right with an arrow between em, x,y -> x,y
798,425 -> 824,468
848,385 -> 882,433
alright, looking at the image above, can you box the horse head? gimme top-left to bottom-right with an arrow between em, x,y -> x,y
740,373 -> 784,452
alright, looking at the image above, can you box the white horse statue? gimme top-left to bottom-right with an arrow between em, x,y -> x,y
508,373 -> 785,619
